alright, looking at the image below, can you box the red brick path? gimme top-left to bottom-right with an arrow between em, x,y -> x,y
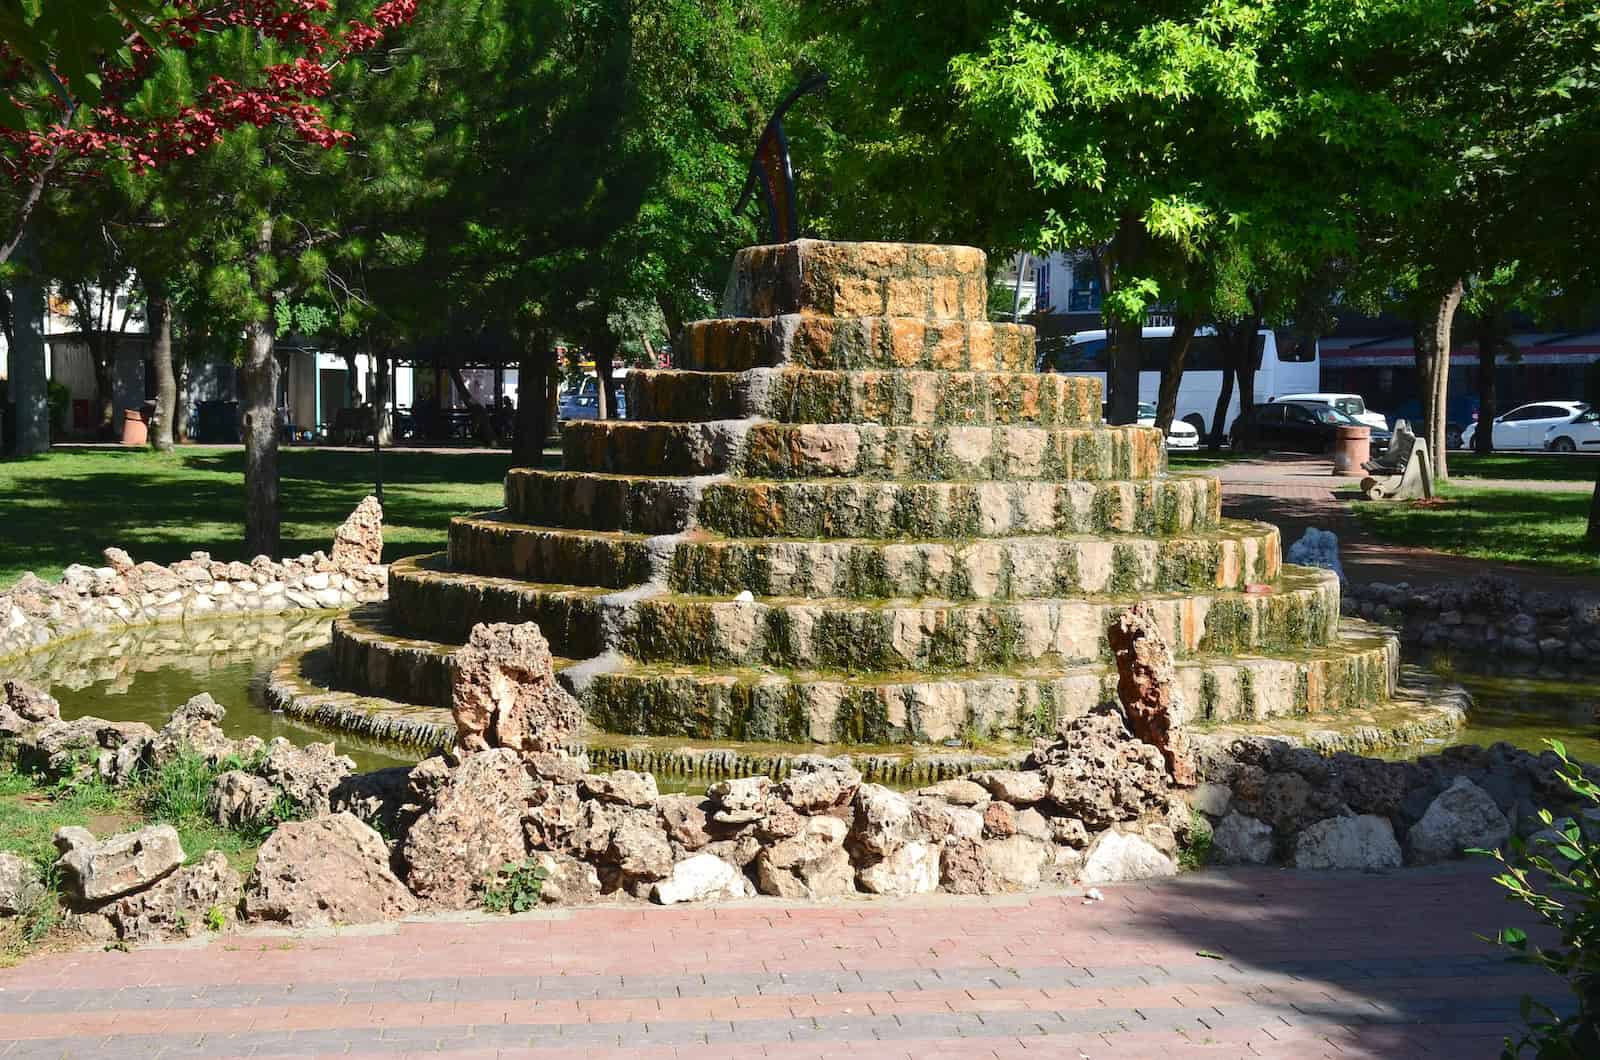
0,865 -> 1559,1058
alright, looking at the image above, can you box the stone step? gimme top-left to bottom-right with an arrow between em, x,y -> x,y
719,240 -> 988,320
447,514 -> 659,588
560,420 -> 1166,481
583,622 -> 1399,745
386,553 -> 614,658
667,521 -> 1282,599
381,552 -> 1335,672
679,314 -> 1036,372
502,469 -> 1223,539
624,566 -> 1341,672
695,476 -> 1223,539
625,368 -> 1100,427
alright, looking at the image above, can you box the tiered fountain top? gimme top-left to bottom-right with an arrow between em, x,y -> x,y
331,240 -> 1397,745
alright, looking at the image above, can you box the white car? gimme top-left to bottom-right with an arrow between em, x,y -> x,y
1274,393 -> 1388,432
1543,407 -> 1600,453
1137,402 -> 1201,450
1461,400 -> 1588,451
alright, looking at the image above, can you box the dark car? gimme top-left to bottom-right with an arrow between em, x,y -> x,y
1231,401 -> 1392,454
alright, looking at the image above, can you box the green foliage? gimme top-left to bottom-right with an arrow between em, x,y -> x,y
479,860 -> 548,914
204,905 -> 227,933
45,380 -> 70,432
1178,812 -> 1214,872
1477,741 -> 1600,1057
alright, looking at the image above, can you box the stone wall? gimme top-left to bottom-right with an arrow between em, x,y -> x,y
1343,575 -> 1600,665
0,499 -> 389,666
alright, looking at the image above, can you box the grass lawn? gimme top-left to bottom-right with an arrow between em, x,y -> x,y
1444,451 -> 1599,484
1348,481 -> 1600,575
1167,450 -> 1250,470
0,446 -> 529,589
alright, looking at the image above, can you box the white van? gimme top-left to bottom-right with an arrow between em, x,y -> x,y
1037,326 -> 1319,440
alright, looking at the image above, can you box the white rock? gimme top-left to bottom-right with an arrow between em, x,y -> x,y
1188,783 -> 1233,818
54,824 -> 184,902
0,851 -> 44,914
1079,831 -> 1177,884
857,841 -> 940,896
1292,815 -> 1402,871
1211,813 -> 1274,865
650,854 -> 753,905
734,590 -> 755,603
1407,777 -> 1511,864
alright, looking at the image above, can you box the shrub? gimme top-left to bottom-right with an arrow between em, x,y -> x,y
1478,740 -> 1600,1058
479,860 -> 547,914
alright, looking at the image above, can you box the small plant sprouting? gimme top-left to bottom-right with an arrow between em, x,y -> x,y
204,905 -> 228,933
479,860 -> 548,914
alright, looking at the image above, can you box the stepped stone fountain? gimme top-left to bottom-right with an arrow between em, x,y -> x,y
324,240 -> 1399,748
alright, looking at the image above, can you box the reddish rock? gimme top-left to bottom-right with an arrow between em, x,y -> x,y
244,813 -> 416,927
403,749 -> 537,906
450,623 -> 581,754
1108,605 -> 1194,785
331,495 -> 385,570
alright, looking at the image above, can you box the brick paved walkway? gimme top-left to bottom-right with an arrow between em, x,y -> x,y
1213,456 -> 1600,594
0,864 -> 1563,1059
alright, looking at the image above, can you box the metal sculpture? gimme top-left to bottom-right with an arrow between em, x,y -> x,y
735,72 -> 828,244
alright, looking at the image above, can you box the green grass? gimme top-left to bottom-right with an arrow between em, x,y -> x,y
0,446 -> 540,588
1167,450 -> 1250,470
1446,452 -> 1599,484
1349,482 -> 1600,574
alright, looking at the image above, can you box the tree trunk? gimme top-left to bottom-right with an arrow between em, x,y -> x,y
174,360 -> 191,442
1216,311 -> 1263,448
241,218 -> 281,559
1103,213 -> 1144,426
594,335 -> 618,421
91,336 -> 116,439
1589,473 -> 1600,548
10,239 -> 50,455
514,337 -> 554,467
373,351 -> 392,445
1154,311 -> 1198,435
448,365 -> 497,444
146,277 -> 176,452
1414,281 -> 1464,480
1209,366 -> 1235,450
1473,309 -> 1504,455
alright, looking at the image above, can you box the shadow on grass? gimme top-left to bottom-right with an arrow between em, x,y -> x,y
1347,484 -> 1600,575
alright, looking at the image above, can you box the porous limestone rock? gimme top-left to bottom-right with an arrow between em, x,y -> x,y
55,824 -> 184,903
776,756 -> 861,812
1188,783 -> 1233,819
580,770 -> 659,808
1408,776 -> 1511,864
106,851 -> 241,942
1079,830 -> 1177,884
708,776 -> 770,824
939,835 -> 1050,894
850,783 -> 927,858
658,795 -> 717,850
1292,815 -> 1402,871
969,770 -> 1046,806
603,810 -> 674,888
1107,604 -> 1193,785
0,852 -> 44,915
449,622 -> 581,754
650,853 -> 754,905
754,815 -> 852,898
1211,813 -> 1275,866
532,851 -> 601,905
403,748 -> 537,906
331,495 -> 385,570
2,679 -> 59,731
209,770 -> 279,829
258,738 -> 356,815
244,813 -> 416,927
916,779 -> 990,807
1035,709 -> 1170,828
151,693 -> 236,765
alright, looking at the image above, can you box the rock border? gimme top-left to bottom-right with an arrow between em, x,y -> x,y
1344,575 -> 1600,666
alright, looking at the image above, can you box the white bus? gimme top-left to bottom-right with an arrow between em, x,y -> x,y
1036,326 -> 1320,440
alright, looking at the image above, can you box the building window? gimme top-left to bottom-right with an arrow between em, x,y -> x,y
1067,270 -> 1102,313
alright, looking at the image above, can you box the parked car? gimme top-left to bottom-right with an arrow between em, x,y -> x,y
1231,401 -> 1393,454
1273,392 -> 1388,432
1543,407 -> 1600,452
558,371 -> 629,421
1135,401 -> 1201,450
1460,400 -> 1588,451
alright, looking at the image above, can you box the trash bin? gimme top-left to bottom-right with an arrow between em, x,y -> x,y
121,406 -> 148,447
1332,424 -> 1370,475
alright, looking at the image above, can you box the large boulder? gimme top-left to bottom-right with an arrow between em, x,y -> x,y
603,809 -> 675,889
1292,815 -> 1402,871
1407,776 -> 1511,864
968,770 -> 1046,806
151,694 -> 237,765
329,766 -> 420,839
1035,709 -> 1170,828
55,824 -> 184,903
450,623 -> 581,754
331,495 -> 384,571
0,852 -> 44,915
106,851 -> 242,943
580,770 -> 659,808
850,784 -> 927,858
939,835 -> 1050,894
1079,830 -> 1177,884
2,679 -> 59,734
1107,604 -> 1193,784
257,739 -> 356,816
651,854 -> 754,905
244,813 -> 416,927
1211,813 -> 1275,866
754,815 -> 853,898
403,748 -> 537,906
658,795 -> 717,851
